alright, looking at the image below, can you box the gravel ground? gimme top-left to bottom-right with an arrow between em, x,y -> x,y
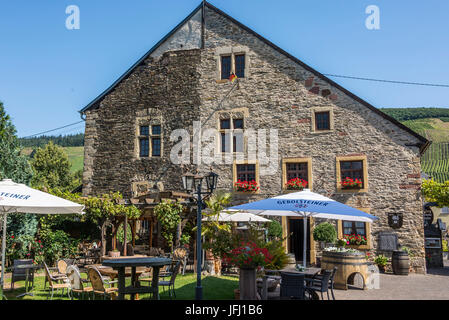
334,261 -> 449,300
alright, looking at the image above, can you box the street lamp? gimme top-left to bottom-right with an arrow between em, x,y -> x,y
181,169 -> 219,300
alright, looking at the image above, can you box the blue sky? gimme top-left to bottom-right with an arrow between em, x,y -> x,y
0,0 -> 448,137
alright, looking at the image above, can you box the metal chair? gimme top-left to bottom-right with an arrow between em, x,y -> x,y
11,259 -> 33,290
88,267 -> 118,300
67,265 -> 93,300
280,272 -> 305,300
159,260 -> 181,299
43,261 -> 71,300
312,267 -> 338,300
304,269 -> 333,300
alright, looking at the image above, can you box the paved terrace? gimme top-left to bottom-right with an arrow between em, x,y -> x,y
335,261 -> 449,300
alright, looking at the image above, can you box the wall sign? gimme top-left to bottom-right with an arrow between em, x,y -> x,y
378,232 -> 398,251
388,213 -> 403,229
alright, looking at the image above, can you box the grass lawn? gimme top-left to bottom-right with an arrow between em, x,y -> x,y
64,146 -> 84,173
2,272 -> 239,300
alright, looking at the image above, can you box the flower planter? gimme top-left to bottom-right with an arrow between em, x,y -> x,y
239,268 -> 257,300
108,251 -> 120,258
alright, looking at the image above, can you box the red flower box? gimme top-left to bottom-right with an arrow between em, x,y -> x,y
234,180 -> 259,192
285,178 -> 308,191
341,177 -> 363,189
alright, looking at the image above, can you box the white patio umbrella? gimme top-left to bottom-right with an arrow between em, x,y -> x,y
202,211 -> 271,223
228,189 -> 379,268
0,179 -> 84,290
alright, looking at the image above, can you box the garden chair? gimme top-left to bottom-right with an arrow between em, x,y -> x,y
88,267 -> 118,300
159,260 -> 181,299
279,272 -> 305,300
43,261 -> 71,300
304,269 -> 333,300
44,260 -> 68,289
67,265 -> 93,300
310,267 -> 338,300
10,259 -> 33,290
139,267 -> 153,286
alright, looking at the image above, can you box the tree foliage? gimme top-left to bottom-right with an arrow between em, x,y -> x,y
0,101 -> 33,184
422,179 -> 449,207
19,133 -> 84,148
154,200 -> 183,250
30,141 -> 73,189
381,107 -> 449,122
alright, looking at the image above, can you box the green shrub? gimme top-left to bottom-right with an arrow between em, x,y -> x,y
374,254 -> 388,267
312,222 -> 337,243
267,220 -> 283,239
39,229 -> 79,265
264,240 -> 289,270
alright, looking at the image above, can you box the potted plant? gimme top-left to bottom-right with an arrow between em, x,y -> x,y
234,180 -> 260,193
285,178 -> 308,191
341,177 -> 363,189
312,222 -> 337,248
109,249 -> 120,258
374,254 -> 388,273
336,239 -> 347,248
223,241 -> 273,300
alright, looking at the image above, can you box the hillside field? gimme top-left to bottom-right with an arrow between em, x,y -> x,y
22,146 -> 84,173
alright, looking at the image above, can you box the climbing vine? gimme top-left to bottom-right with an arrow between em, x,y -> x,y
154,200 -> 183,250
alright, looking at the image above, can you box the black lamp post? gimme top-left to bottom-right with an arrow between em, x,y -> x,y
182,170 -> 218,300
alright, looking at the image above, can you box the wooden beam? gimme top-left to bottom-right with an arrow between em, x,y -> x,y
124,215 -> 128,256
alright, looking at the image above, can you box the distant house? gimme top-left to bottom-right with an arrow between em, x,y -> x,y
80,2 -> 430,273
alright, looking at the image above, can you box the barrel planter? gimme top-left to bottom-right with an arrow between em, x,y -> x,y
392,251 -> 410,275
239,268 -> 257,300
321,251 -> 369,290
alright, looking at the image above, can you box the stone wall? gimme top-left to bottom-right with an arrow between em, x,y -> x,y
82,6 -> 426,272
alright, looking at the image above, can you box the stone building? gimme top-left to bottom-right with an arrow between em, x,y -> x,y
80,2 -> 430,272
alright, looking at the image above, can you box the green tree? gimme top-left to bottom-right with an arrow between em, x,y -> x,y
30,141 -> 72,189
0,101 -> 36,243
154,200 -> 183,251
0,101 -> 33,184
422,179 -> 449,207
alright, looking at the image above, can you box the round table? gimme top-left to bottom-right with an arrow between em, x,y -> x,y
102,257 -> 172,300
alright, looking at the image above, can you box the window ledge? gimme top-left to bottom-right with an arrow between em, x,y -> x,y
310,129 -> 334,134
336,188 -> 368,194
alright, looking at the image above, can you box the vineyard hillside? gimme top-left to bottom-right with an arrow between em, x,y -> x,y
381,108 -> 449,182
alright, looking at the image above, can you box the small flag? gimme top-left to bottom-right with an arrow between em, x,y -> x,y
229,73 -> 237,83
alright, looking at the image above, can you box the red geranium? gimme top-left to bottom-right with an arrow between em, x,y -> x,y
285,178 -> 308,191
223,241 -> 272,269
234,180 -> 259,192
341,177 -> 363,189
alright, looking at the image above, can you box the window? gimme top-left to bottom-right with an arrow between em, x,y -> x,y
336,155 -> 368,192
220,118 -> 244,153
343,221 -> 366,236
221,56 -> 232,80
282,158 -> 313,191
311,108 -> 334,133
340,160 -> 364,188
236,164 -> 256,182
219,53 -> 246,80
235,54 -> 245,78
286,162 -> 308,181
138,124 -> 162,158
315,111 -> 330,131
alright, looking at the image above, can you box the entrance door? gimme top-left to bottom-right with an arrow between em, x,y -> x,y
289,218 -> 311,264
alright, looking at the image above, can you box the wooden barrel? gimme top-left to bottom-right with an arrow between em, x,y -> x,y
392,251 -> 409,275
321,251 -> 368,290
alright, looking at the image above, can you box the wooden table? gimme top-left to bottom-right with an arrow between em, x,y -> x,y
279,267 -> 321,277
102,257 -> 172,300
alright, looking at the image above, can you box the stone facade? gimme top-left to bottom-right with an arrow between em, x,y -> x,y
81,4 -> 428,272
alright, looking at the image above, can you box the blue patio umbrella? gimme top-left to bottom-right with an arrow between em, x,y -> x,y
227,189 -> 379,268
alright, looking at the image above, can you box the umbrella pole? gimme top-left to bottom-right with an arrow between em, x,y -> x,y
303,213 -> 307,269
1,213 -> 7,295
